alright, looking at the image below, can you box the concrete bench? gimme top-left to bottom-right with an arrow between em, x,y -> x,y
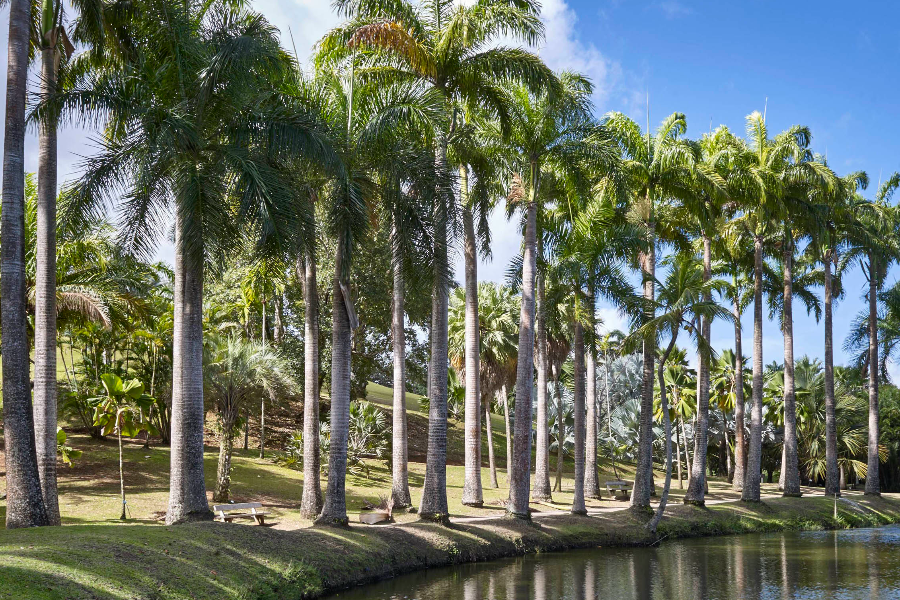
213,502 -> 268,525
605,481 -> 631,500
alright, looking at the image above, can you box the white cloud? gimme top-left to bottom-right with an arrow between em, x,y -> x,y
652,1 -> 693,19
596,305 -> 628,335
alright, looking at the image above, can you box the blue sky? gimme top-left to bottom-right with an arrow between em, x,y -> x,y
2,0 -> 899,371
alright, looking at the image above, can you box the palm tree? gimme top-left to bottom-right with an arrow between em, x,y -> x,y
300,246 -> 323,517
841,172 -> 900,495
48,0 -> 340,523
729,112 -> 820,502
205,336 -> 294,503
603,111 -> 704,509
497,72 -> 613,518
327,0 -> 553,522
626,255 -> 729,532
2,0 -> 51,527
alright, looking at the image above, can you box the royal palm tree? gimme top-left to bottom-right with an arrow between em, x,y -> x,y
841,172 -> 900,495
326,0 -> 553,521
48,0 -> 340,523
603,111 -> 705,509
2,0 -> 51,528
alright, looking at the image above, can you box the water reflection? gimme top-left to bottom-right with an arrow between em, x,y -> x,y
326,526 -> 900,600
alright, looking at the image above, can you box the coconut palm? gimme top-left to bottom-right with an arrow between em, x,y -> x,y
602,111 -> 706,509
325,0 -> 553,521
46,0 -> 342,523
205,335 -> 295,503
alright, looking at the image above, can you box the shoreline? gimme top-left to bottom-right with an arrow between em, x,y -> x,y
3,494 -> 900,599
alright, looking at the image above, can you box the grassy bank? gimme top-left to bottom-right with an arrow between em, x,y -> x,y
3,494 -> 900,599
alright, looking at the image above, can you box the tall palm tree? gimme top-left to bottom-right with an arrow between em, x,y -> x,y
603,111 -> 705,509
729,111 -> 819,502
327,0 -> 552,521
299,249 -> 323,517
841,172 -> 900,496
498,72 -> 612,518
626,255 -> 729,532
48,0 -> 340,523
2,0 -> 51,528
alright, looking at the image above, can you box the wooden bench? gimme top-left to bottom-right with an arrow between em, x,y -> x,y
213,502 -> 269,525
605,481 -> 631,500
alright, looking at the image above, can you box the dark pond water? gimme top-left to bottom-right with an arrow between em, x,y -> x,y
325,526 -> 900,599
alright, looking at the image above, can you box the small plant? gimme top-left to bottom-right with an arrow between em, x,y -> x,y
56,428 -> 82,467
91,373 -> 156,520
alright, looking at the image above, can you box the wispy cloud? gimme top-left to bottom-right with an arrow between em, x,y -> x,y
652,1 -> 693,19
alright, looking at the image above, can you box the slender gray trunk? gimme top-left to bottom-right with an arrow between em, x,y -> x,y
118,423 -> 126,520
461,196 -> 483,507
649,329 -> 679,533
732,276 -> 746,492
166,211 -> 212,524
553,365 -> 564,492
390,229 -> 412,507
532,273 -> 552,501
824,251 -> 839,497
571,315 -> 587,515
300,254 -> 322,517
585,290 -> 600,499
260,304 -> 267,459
742,234 -> 765,502
2,0 -> 49,529
675,412 -> 683,489
34,45 -> 61,526
502,385 -> 512,479
780,235 -> 801,496
419,134 -> 450,521
685,235 -> 712,505
508,166 -> 537,518
486,400 -> 499,488
318,241 -> 352,525
631,226 -> 656,509
866,253 -> 880,495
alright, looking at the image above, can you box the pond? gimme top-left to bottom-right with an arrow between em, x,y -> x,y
325,525 -> 900,599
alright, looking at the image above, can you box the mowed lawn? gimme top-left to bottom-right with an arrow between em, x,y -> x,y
0,382 -> 772,528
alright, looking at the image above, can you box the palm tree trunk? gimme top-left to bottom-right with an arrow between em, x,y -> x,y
732,276 -> 747,492
780,234 -> 801,496
419,134 -> 450,522
553,365 -> 565,492
300,256 -> 322,518
649,328 -> 680,533
213,412 -> 236,503
724,407 -> 734,483
273,295 -> 284,344
824,250 -> 840,497
259,396 -> 266,459
585,290 -> 600,499
318,241 -> 352,525
118,422 -> 126,520
166,210 -> 212,524
682,416 -> 692,481
461,194 -> 483,507
2,0 -> 50,529
675,413 -> 683,489
742,234 -> 765,502
243,407 -> 249,451
34,44 -> 61,526
631,220 -> 656,510
485,399 -> 499,488
502,386 -> 512,480
685,235 -> 712,505
533,272 -> 552,502
390,228 -> 412,508
866,253 -> 880,495
508,170 -> 538,518
571,314 -> 587,515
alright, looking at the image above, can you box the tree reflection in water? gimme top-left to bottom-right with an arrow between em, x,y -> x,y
326,526 -> 900,599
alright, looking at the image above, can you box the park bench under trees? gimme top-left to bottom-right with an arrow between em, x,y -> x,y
606,481 -> 631,500
213,502 -> 269,525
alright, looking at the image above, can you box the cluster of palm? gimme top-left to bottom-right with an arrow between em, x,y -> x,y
4,0 -> 899,532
